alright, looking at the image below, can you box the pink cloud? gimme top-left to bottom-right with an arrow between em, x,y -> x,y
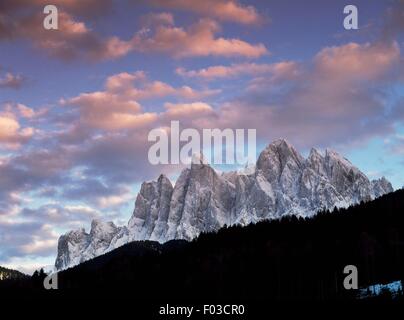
0,114 -> 34,149
28,12 -> 132,61
63,91 -> 149,131
101,71 -> 219,100
105,71 -> 147,92
164,102 -> 215,118
1,10 -> 132,61
314,42 -> 400,82
63,71 -> 218,131
2,102 -> 47,122
176,61 -> 299,80
16,104 -> 37,119
125,81 -> 219,100
132,18 -> 268,58
150,0 -> 263,25
1,4 -> 266,61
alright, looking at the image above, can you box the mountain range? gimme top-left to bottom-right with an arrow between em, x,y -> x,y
46,189 -> 404,302
55,139 -> 393,270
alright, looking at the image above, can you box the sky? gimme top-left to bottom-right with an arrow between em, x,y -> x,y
0,0 -> 404,274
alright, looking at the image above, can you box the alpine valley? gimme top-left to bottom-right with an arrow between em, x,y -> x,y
55,139 -> 393,270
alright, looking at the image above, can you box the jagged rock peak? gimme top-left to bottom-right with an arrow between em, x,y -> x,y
90,219 -> 118,238
259,139 -> 304,167
372,176 -> 394,198
309,147 -> 323,159
325,148 -> 355,167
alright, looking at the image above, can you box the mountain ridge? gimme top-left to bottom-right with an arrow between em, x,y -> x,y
44,189 -> 404,302
55,139 -> 394,270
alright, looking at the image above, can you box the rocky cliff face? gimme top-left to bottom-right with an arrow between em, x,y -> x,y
55,220 -> 124,270
55,139 -> 394,270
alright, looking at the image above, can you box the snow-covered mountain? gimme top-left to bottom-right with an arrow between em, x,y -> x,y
55,139 -> 393,270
